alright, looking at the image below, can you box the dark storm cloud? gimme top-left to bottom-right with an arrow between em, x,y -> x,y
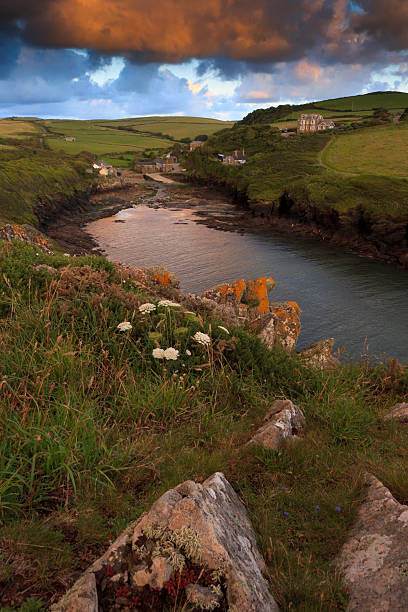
0,0 -> 349,63
0,1 -> 405,70
350,1 -> 408,52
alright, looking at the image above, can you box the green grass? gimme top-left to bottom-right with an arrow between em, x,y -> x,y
0,119 -> 40,140
96,116 -> 235,140
0,144 -> 90,226
44,120 -> 174,156
41,116 -> 234,157
186,120 -> 408,218
240,90 -> 408,126
0,240 -> 407,610
320,122 -> 408,178
315,91 -> 408,112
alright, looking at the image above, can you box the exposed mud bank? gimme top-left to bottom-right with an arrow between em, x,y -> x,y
35,178 -> 142,253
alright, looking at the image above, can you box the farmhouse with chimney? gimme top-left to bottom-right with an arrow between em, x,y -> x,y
297,114 -> 335,133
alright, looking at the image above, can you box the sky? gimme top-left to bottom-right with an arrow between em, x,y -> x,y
0,1 -> 407,120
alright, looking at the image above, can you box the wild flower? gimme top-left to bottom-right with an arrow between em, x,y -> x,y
193,331 -> 211,346
158,299 -> 180,308
186,349 -> 192,356
152,348 -> 165,359
164,348 -> 179,361
139,302 -> 156,313
117,321 -> 132,332
218,325 -> 230,334
314,506 -> 320,510
335,506 -> 341,512
283,511 -> 289,516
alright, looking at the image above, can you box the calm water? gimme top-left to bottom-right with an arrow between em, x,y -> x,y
87,205 -> 408,362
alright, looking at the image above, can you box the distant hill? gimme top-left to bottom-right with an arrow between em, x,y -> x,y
240,91 -> 408,126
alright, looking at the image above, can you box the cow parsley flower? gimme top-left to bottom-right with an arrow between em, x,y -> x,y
164,347 -> 179,360
193,332 -> 211,346
152,348 -> 165,359
218,326 -> 230,334
139,303 -> 156,314
117,321 -> 132,332
158,299 -> 180,308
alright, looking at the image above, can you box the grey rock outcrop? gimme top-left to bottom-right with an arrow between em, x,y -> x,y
51,473 -> 278,612
298,338 -> 337,368
384,402 -> 408,423
337,474 -> 408,611
247,399 -> 306,451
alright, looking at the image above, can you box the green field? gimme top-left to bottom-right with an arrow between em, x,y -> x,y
44,120 -> 174,156
0,119 -> 40,139
320,121 -> 408,178
42,116 -> 234,157
187,115 -> 408,217
241,90 -> 408,127
96,116 -> 235,139
315,91 -> 408,112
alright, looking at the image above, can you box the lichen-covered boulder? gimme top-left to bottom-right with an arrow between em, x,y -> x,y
0,224 -> 53,254
298,338 -> 336,368
51,473 -> 278,612
258,302 -> 301,351
201,276 -> 275,314
384,402 -> 408,423
246,399 -> 306,451
150,265 -> 180,288
337,474 -> 408,611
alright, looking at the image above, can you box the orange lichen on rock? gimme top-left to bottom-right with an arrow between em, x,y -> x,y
153,270 -> 170,286
217,279 -> 247,302
287,301 -> 302,314
246,276 -> 275,313
270,302 -> 302,351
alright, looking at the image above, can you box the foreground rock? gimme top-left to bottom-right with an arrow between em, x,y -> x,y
384,402 -> 408,423
298,338 -> 337,368
52,473 -> 278,611
247,399 -> 306,451
0,224 -> 53,254
337,474 -> 408,611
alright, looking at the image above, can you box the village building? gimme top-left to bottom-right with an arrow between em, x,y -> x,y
64,136 -> 76,142
297,114 -> 335,133
223,150 -> 247,165
134,158 -> 180,174
134,161 -> 158,173
190,140 -> 205,151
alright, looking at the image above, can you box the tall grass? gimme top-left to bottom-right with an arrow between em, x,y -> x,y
0,241 -> 407,609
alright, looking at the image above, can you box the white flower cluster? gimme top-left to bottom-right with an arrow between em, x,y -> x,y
152,347 -> 180,360
117,321 -> 132,332
139,303 -> 156,314
158,300 -> 180,308
193,332 -> 211,346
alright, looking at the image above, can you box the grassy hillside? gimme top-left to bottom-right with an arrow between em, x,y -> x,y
315,91 -> 408,112
43,120 -> 174,156
0,240 -> 407,611
241,90 -> 408,126
41,116 -> 234,158
96,116 -> 235,140
0,119 -> 40,140
186,115 -> 408,218
320,122 -> 408,178
0,142 -> 90,226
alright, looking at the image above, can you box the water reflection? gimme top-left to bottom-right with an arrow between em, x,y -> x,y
87,206 -> 408,362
